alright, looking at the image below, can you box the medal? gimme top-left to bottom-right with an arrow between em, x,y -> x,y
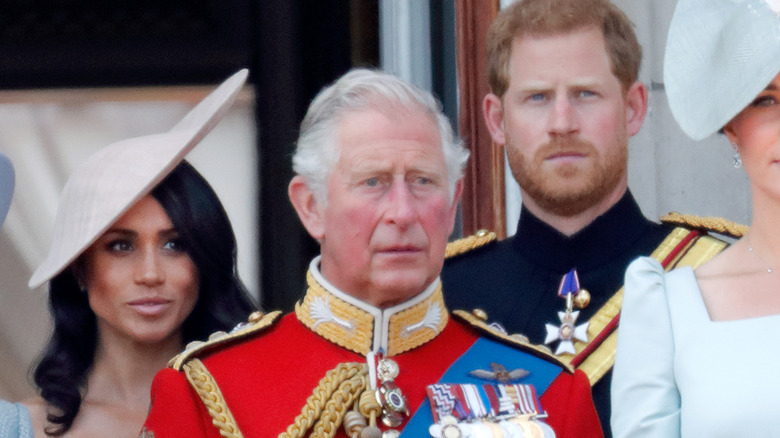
544,269 -> 589,355
426,383 -> 557,437
375,357 -> 409,428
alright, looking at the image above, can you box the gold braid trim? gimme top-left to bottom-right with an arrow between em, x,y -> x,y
279,363 -> 369,438
170,310 -> 283,370
183,359 -> 244,438
445,229 -> 497,258
311,369 -> 369,437
661,212 -> 748,238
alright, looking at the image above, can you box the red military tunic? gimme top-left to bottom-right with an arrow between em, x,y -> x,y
143,265 -> 602,437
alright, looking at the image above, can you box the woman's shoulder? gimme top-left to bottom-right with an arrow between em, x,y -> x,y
625,257 -> 697,301
0,399 -> 34,438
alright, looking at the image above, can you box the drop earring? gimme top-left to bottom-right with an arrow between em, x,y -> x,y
733,152 -> 742,168
731,143 -> 742,169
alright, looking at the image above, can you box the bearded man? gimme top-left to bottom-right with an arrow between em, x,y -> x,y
441,1 -> 728,436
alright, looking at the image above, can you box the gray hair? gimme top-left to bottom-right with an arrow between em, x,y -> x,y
291,68 -> 469,204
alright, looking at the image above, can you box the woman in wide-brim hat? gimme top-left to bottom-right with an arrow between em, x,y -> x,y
0,70 -> 257,438
611,0 -> 780,437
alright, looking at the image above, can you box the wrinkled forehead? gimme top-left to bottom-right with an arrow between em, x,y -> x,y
337,104 -> 440,147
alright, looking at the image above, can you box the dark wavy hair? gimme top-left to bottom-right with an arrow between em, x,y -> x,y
32,160 -> 257,436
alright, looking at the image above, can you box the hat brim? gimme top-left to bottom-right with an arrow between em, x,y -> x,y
28,69 -> 249,289
664,0 -> 780,140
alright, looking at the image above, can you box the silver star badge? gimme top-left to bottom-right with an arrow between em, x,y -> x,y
544,310 -> 589,355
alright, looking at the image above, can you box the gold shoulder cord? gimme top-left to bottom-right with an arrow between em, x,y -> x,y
661,212 -> 748,238
280,363 -> 369,438
445,230 -> 497,258
183,359 -> 244,438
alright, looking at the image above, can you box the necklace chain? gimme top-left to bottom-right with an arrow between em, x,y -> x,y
747,235 -> 775,274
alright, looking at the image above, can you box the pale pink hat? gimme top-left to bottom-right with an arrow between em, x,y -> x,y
29,69 -> 249,289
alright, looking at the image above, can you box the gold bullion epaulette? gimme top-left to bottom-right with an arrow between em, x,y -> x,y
452,309 -> 574,373
168,310 -> 283,371
445,229 -> 497,259
661,212 -> 747,239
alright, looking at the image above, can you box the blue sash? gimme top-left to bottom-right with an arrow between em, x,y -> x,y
401,337 -> 563,436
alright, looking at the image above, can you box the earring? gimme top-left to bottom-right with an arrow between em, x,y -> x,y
730,142 -> 742,169
733,151 -> 742,168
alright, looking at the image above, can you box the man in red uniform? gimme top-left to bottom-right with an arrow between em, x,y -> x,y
143,69 -> 601,437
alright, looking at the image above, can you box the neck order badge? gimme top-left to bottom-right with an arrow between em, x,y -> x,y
545,269 -> 590,355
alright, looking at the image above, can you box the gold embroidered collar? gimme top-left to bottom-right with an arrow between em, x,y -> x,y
295,257 -> 449,356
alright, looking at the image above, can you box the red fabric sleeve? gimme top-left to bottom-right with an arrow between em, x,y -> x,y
541,369 -> 604,438
143,367 -> 221,438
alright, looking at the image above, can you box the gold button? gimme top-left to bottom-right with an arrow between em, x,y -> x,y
472,308 -> 488,321
208,330 -> 227,341
248,311 -> 265,323
573,289 -> 591,309
185,340 -> 203,350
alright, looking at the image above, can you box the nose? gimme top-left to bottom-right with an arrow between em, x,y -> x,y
384,179 -> 416,227
548,95 -> 578,136
134,248 -> 165,286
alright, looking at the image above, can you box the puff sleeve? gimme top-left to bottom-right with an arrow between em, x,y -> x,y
611,257 -> 680,438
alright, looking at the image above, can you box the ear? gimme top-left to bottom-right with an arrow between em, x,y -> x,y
483,93 -> 508,146
288,176 -> 326,240
625,81 -> 648,137
722,121 -> 740,147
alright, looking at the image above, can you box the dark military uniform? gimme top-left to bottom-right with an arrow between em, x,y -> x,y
442,192 -> 727,438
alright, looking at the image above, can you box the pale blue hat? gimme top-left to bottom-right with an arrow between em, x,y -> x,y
664,0 -> 780,140
0,151 -> 14,227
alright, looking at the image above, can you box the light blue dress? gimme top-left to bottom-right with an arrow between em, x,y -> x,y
0,400 -> 33,438
611,257 -> 780,437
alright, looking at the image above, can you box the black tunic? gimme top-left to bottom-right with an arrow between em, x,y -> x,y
441,191 -> 673,438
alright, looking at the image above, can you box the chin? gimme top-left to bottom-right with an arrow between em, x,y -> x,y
372,274 -> 432,303
127,325 -> 181,345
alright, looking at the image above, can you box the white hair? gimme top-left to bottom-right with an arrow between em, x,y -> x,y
291,68 -> 470,204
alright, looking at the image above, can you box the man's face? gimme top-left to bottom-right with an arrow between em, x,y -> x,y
484,26 -> 645,217
299,106 -> 460,308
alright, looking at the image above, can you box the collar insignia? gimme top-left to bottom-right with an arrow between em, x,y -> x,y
296,269 -> 448,356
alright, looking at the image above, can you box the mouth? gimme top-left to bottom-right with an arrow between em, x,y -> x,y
377,245 -> 424,257
127,298 -> 172,317
545,151 -> 587,161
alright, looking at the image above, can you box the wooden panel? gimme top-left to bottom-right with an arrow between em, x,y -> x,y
455,0 -> 506,238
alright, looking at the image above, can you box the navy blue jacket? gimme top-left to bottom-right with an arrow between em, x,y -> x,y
442,191 -> 673,438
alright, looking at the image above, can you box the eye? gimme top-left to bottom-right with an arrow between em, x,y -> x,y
107,240 -> 132,252
415,176 -> 433,185
365,177 -> 380,187
528,93 -> 547,102
579,90 -> 596,98
163,237 -> 187,252
751,95 -> 778,107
